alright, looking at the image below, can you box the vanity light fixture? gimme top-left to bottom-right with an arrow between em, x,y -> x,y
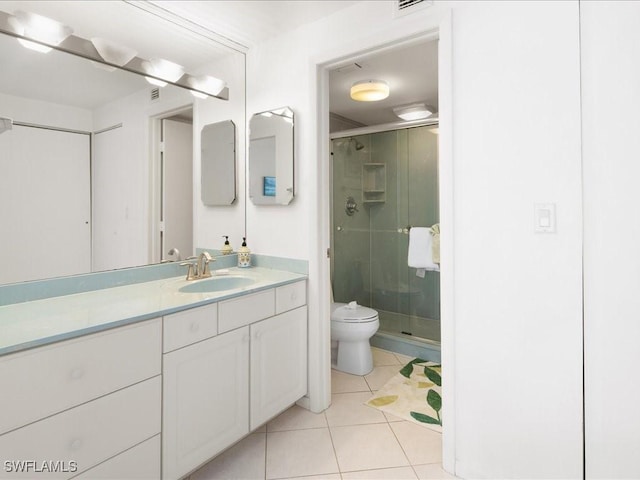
9,11 -> 72,53
392,103 -> 435,121
91,37 -> 137,69
142,58 -> 185,87
188,75 -> 226,99
350,80 -> 389,102
0,8 -> 229,100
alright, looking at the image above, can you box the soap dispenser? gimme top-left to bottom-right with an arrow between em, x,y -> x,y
221,236 -> 233,255
238,237 -> 251,268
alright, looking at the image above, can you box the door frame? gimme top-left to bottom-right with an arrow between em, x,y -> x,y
149,105 -> 193,264
312,10 -> 455,473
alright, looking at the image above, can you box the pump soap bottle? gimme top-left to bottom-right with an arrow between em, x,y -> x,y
221,236 -> 233,255
238,237 -> 251,268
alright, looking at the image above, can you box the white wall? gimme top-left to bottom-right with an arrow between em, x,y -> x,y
92,84 -> 193,269
452,1 -> 583,477
582,2 -> 640,478
247,1 -> 584,478
0,92 -> 92,130
193,51 -> 246,253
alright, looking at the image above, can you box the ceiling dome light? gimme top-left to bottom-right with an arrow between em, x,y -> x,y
350,80 -> 389,102
10,11 -> 73,53
392,103 -> 436,121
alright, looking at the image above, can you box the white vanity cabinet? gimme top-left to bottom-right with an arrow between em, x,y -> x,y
162,280 -> 307,480
162,326 -> 250,480
0,319 -> 162,479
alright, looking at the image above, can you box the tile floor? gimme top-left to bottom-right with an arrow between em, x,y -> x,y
188,348 -> 454,480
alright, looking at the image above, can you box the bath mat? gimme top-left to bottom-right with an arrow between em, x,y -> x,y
366,358 -> 442,432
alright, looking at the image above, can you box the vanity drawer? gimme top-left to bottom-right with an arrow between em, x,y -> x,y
218,289 -> 275,333
0,376 -> 161,479
163,303 -> 218,353
72,434 -> 160,479
0,319 -> 161,436
275,281 -> 307,314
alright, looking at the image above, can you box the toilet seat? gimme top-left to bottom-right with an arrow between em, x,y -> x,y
331,301 -> 378,323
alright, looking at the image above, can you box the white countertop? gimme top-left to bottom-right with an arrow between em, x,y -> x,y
0,267 -> 306,356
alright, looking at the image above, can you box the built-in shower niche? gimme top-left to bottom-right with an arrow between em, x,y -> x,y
362,163 -> 386,204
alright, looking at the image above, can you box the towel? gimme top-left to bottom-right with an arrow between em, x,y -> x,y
408,227 -> 439,276
430,224 -> 440,265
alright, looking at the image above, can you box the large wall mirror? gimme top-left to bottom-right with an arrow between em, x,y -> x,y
249,107 -> 294,205
0,2 -> 245,285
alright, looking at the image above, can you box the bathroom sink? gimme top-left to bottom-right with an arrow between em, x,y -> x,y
179,276 -> 256,293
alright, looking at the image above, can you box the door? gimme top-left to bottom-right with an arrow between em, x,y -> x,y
161,118 -> 193,261
162,327 -> 249,480
0,125 -> 90,284
250,307 -> 308,430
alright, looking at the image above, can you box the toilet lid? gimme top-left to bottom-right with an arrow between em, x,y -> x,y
331,301 -> 378,323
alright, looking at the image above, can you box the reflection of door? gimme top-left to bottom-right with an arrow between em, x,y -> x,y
161,118 -> 193,260
0,125 -> 90,283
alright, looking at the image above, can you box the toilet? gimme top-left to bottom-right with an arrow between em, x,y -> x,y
331,301 -> 380,375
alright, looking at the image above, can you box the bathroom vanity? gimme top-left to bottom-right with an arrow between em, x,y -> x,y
0,267 -> 307,480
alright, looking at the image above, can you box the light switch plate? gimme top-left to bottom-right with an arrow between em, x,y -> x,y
534,203 -> 556,233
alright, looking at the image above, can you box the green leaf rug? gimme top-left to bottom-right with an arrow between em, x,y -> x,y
366,358 -> 442,432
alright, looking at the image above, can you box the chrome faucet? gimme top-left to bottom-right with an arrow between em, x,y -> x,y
180,252 -> 215,281
197,251 -> 213,279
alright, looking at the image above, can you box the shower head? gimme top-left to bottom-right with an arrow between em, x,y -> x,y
350,138 -> 364,151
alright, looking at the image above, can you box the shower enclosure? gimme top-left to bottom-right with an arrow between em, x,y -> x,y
331,123 -> 440,355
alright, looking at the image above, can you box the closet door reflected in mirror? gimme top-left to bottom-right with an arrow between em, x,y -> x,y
249,107 -> 294,205
201,120 -> 236,205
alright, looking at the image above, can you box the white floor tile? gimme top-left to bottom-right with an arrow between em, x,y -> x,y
342,466 -> 418,479
372,347 -> 402,366
394,353 -> 415,365
332,368 -> 371,393
281,475 -> 341,480
390,422 -> 442,465
267,404 -> 327,432
190,433 -> 265,480
325,392 -> 387,427
364,365 -> 402,391
384,411 -> 405,423
266,428 -> 339,479
413,463 -> 456,479
330,423 -> 409,472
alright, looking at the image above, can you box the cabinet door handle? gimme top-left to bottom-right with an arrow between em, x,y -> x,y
290,292 -> 297,301
254,331 -> 262,340
190,322 -> 200,333
242,334 -> 250,343
69,368 -> 84,380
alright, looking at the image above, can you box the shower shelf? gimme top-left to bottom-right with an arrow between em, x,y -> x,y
362,163 -> 386,204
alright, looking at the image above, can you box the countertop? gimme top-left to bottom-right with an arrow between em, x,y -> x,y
0,267 -> 307,357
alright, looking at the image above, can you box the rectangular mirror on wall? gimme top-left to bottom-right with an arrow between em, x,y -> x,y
249,107 -> 294,205
201,120 -> 236,205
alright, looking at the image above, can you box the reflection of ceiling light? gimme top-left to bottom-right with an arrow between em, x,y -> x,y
350,80 -> 389,102
11,11 -> 72,53
393,103 -> 435,121
91,37 -> 137,66
142,58 -> 184,87
187,75 -> 226,99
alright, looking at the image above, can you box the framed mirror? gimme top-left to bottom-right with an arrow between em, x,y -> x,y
249,107 -> 294,205
201,120 -> 236,206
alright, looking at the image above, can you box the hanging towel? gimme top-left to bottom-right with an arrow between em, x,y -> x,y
408,227 -> 439,276
430,223 -> 440,265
